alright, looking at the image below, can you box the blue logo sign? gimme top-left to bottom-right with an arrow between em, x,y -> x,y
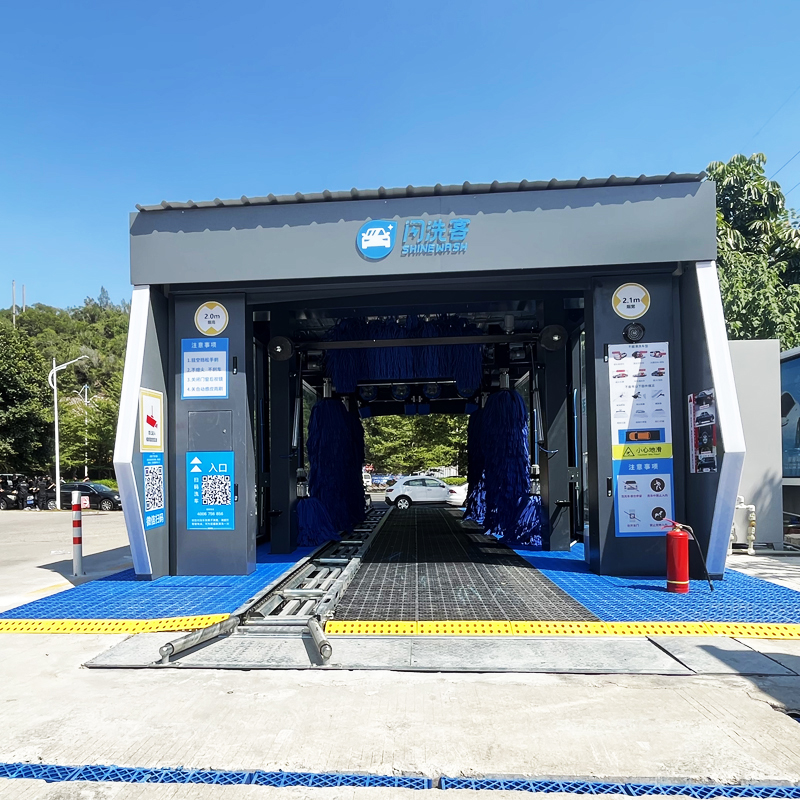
186,451 -> 235,530
356,220 -> 397,261
401,218 -> 470,257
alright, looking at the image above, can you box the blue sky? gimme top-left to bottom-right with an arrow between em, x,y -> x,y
2,0 -> 800,309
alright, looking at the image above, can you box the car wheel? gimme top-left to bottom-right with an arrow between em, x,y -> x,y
0,499 -> 6,511
47,500 -> 57,510
99,499 -> 114,511
395,496 -> 412,511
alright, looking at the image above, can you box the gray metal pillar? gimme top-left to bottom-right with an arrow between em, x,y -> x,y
540,299 -> 571,551
171,293 -> 256,575
268,310 -> 297,554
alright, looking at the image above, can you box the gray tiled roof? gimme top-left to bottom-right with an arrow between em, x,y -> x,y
135,172 -> 705,212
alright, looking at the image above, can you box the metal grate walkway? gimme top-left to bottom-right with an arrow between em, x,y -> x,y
333,507 -> 598,622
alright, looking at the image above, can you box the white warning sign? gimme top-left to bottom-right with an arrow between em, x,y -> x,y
139,388 -> 164,453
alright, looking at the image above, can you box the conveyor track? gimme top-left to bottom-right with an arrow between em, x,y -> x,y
157,505 -> 391,664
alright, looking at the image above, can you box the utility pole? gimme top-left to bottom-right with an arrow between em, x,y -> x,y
52,359 -> 59,498
74,384 -> 92,479
48,355 -> 89,508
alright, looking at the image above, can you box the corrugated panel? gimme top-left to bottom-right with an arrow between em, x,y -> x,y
135,173 -> 705,212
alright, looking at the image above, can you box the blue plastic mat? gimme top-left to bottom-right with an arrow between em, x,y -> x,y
0,763 -> 796,795
0,762 -> 431,789
440,777 -> 800,796
515,545 -> 800,624
0,545 -> 315,620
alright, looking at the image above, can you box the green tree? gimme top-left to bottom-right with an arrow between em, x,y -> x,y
59,373 -> 121,478
0,320 -> 53,472
364,415 -> 468,474
707,154 -> 800,348
0,288 -> 128,477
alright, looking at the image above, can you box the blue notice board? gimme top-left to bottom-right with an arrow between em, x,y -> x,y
186,451 -> 235,530
181,338 -> 229,400
143,452 -> 165,530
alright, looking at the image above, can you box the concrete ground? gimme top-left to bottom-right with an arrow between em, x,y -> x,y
3,515 -> 800,797
0,509 -> 132,613
728,548 -> 800,591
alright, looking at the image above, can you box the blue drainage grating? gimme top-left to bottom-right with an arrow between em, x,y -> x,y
250,770 -> 431,788
439,778 -> 800,796
0,762 -> 431,790
0,545 -> 315,620
515,544 -> 800,624
1,763 -> 797,795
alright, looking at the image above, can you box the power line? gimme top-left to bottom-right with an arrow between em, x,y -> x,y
786,179 -> 800,197
754,82 -> 800,137
771,147 -> 800,179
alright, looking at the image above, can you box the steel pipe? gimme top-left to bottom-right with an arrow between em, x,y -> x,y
159,616 -> 239,664
307,618 -> 332,660
244,616 -> 313,627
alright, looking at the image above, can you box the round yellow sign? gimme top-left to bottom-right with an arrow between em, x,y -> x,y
612,283 -> 650,320
194,302 -> 229,336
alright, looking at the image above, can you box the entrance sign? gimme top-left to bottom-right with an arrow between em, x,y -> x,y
143,451 -> 166,530
139,388 -> 164,452
608,341 -> 674,536
186,451 -> 235,530
181,338 -> 228,399
194,301 -> 229,335
612,283 -> 650,319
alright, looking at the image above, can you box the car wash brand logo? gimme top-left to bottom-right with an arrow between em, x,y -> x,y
356,220 -> 397,261
400,218 -> 469,257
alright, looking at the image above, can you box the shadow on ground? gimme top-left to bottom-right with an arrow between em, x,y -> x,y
39,546 -> 132,587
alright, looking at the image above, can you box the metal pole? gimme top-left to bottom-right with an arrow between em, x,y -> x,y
71,490 -> 84,576
83,385 -> 88,479
53,359 -> 61,510
48,355 -> 89,509
12,280 -> 15,328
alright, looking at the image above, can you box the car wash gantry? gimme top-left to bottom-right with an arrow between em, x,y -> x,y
114,172 -> 746,661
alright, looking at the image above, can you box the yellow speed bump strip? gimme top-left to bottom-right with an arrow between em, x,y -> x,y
0,614 -> 229,634
325,620 -> 800,639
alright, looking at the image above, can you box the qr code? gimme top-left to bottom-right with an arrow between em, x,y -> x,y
144,465 -> 164,512
202,474 -> 231,505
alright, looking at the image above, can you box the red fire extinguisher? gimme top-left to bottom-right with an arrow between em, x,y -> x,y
664,521 -> 715,594
666,523 -> 690,594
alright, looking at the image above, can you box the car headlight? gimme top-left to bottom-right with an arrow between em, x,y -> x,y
114,495 -> 120,500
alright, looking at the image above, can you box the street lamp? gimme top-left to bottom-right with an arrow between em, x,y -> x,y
72,384 -> 95,481
48,356 -> 89,509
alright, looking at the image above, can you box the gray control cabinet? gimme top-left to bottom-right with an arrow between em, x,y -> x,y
170,294 -> 256,575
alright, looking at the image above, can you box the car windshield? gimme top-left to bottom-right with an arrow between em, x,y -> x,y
89,483 -> 112,492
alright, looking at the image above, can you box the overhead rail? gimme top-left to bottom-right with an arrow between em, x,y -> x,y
267,325 -> 568,361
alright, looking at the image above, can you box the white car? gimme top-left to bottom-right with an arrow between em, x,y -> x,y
361,227 -> 391,249
384,476 -> 450,510
445,483 -> 468,507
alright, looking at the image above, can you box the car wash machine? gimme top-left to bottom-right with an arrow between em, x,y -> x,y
115,173 -> 743,613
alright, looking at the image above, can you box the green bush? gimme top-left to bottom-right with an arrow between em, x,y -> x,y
443,476 -> 467,486
93,478 -> 118,491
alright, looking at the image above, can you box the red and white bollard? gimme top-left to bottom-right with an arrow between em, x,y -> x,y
72,490 -> 84,576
